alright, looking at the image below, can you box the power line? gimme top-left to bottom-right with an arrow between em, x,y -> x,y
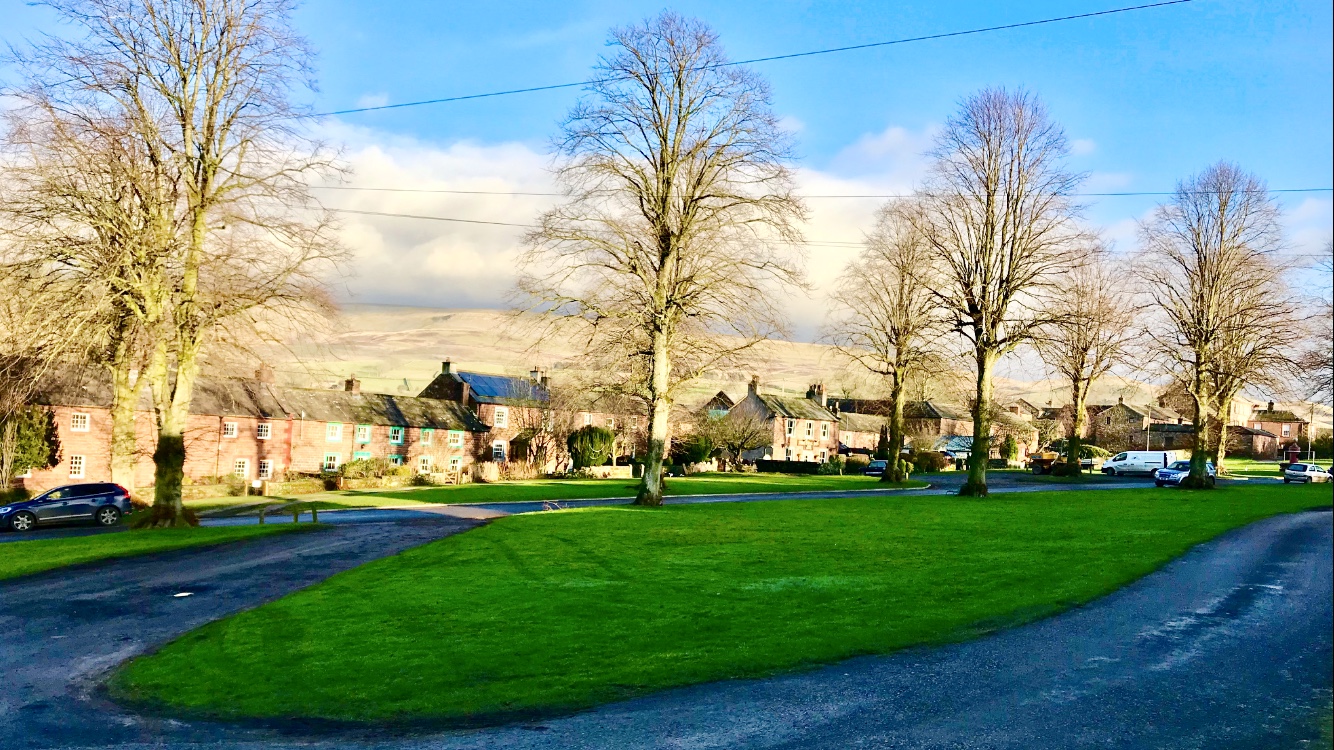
315,0 -> 1195,117
313,185 -> 1334,199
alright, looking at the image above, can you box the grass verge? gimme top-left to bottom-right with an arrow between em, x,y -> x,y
110,483 -> 1332,725
0,524 -> 312,581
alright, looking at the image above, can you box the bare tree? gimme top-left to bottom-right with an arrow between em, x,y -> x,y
1296,241 -> 1333,405
826,200 -> 944,482
1033,250 -> 1137,473
910,88 -> 1082,495
708,409 -> 772,471
1139,162 -> 1285,487
8,0 -> 342,525
518,12 -> 806,506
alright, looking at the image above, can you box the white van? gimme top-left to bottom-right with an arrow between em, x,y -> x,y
1102,451 -> 1182,476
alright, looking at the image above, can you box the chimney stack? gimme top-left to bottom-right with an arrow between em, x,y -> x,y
1117,395 -> 1124,406
1267,401 -> 1275,412
442,358 -> 452,374
540,372 -> 550,388
255,364 -> 276,384
815,383 -> 826,407
345,374 -> 361,394
748,375 -> 759,397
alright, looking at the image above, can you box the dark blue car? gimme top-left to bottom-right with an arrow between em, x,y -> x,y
1,483 -> 133,532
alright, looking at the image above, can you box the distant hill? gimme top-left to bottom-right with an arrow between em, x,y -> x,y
268,304 -> 1331,429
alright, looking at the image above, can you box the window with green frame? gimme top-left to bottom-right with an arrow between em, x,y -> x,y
421,428 -> 434,445
353,450 -> 372,461
355,424 -> 372,444
389,426 -> 405,444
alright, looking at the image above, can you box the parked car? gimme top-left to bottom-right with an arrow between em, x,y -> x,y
1102,450 -> 1181,476
1,483 -> 133,532
863,459 -> 887,477
1154,460 -> 1216,487
1283,463 -> 1331,484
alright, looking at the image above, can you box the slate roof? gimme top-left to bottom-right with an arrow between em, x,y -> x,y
1147,423 -> 1194,434
839,412 -> 888,434
1250,409 -> 1306,423
904,401 -> 971,421
1091,402 -> 1182,422
34,372 -> 488,432
455,371 -> 548,406
1229,424 -> 1277,438
755,394 -> 838,422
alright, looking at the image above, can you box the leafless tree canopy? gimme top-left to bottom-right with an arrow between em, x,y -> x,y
2,0 -> 343,521
826,200 -> 945,480
518,12 -> 806,504
1033,248 -> 1137,470
911,88 -> 1083,494
1138,161 -> 1288,484
1297,241 -> 1333,405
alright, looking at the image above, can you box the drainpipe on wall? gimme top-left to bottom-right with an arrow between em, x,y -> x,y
215,415 -> 224,480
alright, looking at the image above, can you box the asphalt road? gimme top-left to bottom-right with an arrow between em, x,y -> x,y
1,494 -> 1328,748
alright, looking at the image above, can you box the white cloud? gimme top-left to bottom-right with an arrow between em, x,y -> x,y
354,92 -> 389,109
1070,138 -> 1097,156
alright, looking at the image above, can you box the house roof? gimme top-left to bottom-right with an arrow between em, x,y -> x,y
839,412 -> 887,434
1228,424 -> 1277,438
1147,423 -> 1194,434
1250,409 -> 1306,423
701,391 -> 735,412
455,371 -> 548,406
755,393 -> 838,422
1091,402 -> 1182,422
35,372 -> 488,432
904,401 -> 970,421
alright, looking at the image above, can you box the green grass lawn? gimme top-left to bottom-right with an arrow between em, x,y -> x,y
1218,458 -> 1286,478
110,483 -> 1332,725
0,525 -> 310,581
298,473 -> 927,509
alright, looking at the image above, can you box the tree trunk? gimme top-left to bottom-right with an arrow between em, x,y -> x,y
1183,384 -> 1215,490
960,349 -> 995,496
108,361 -> 140,493
1058,378 -> 1089,476
636,327 -> 671,506
139,340 -> 201,527
1210,393 -> 1237,475
883,371 -> 907,483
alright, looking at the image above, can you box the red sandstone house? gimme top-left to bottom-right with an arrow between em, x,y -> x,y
418,360 -> 646,470
1244,402 -> 1310,446
24,370 -> 488,495
729,379 -> 841,463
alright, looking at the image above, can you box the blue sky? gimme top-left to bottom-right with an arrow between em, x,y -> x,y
2,0 -> 1331,338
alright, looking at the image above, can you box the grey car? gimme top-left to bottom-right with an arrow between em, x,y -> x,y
1154,460 -> 1216,488
1,483 -> 133,532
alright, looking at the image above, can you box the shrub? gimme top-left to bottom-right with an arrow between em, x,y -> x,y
1312,430 -> 1332,460
874,426 -> 891,460
911,451 -> 949,473
568,426 -> 616,469
499,461 -> 542,481
844,454 -> 870,473
1001,435 -> 1019,461
673,433 -> 717,465
339,457 -> 404,479
815,455 -> 846,475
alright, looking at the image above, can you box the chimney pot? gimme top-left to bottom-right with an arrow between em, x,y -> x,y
442,359 -> 452,374
748,376 -> 759,397
345,375 -> 361,394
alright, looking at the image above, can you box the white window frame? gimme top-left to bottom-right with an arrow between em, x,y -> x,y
258,460 -> 273,480
69,454 -> 86,479
222,421 -> 239,439
1282,424 -> 1291,437
322,453 -> 340,472
389,426 -> 405,444
786,419 -> 795,436
233,458 -> 250,479
606,417 -> 615,429
256,422 -> 271,440
418,455 -> 433,474
805,422 -> 814,438
355,424 -> 372,444
493,407 -> 509,428
420,428 -> 433,445
326,422 -> 343,442
70,412 -> 90,433
448,430 -> 463,448
492,440 -> 507,461
821,423 -> 829,439
784,448 -> 793,461
584,413 -> 593,426
449,456 -> 462,471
